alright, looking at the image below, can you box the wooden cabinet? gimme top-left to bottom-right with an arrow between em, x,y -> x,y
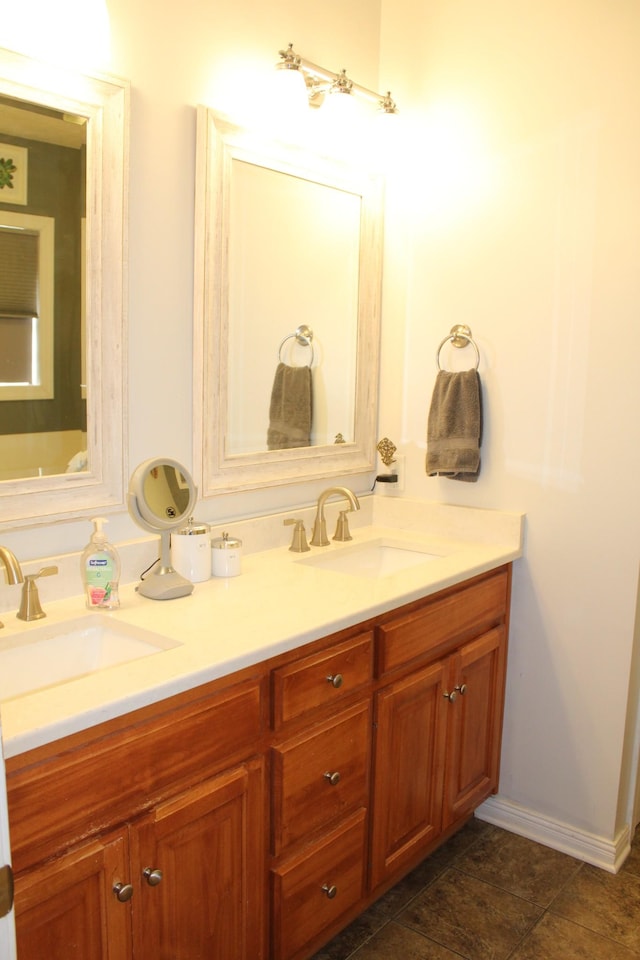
131,758 -> 264,960
270,632 -> 373,960
370,570 -> 510,891
8,674 -> 267,960
7,565 -> 512,960
369,660 -> 449,888
443,625 -> 507,827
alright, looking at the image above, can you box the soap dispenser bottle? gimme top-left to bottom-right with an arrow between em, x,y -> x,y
81,517 -> 121,609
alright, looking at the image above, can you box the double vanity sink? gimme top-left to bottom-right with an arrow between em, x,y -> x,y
0,499 -> 524,758
0,539 -> 443,702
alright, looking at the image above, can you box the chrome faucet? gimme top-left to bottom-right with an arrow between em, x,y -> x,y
0,546 -> 24,629
310,486 -> 360,547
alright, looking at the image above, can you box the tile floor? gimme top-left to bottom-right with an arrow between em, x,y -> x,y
311,819 -> 640,959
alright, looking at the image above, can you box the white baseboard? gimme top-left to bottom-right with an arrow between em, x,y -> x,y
476,795 -> 631,874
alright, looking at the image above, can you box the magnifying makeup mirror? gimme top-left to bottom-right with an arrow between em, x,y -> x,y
128,457 -> 198,600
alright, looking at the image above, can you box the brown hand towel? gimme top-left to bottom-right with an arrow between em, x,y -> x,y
267,362 -> 313,450
426,369 -> 482,482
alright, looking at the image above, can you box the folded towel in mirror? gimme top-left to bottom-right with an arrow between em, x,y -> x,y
426,369 -> 482,482
268,362 -> 313,450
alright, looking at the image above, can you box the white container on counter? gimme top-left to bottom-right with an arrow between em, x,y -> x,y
211,531 -> 242,578
171,518 -> 211,583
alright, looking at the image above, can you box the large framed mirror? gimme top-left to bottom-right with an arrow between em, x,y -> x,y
193,109 -> 383,496
0,47 -> 128,528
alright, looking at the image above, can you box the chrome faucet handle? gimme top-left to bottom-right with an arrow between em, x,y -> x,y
333,510 -> 353,542
284,518 -> 310,553
17,565 -> 58,622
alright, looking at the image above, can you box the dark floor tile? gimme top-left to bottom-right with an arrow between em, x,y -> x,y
510,912 -> 640,960
429,817 -> 496,868
550,863 -> 640,952
309,902 -> 394,960
399,867 -> 542,960
454,827 -> 581,906
351,921 -> 463,959
310,820 -> 493,959
622,831 -> 640,878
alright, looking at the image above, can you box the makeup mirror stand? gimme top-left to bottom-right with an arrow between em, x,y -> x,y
128,457 -> 198,600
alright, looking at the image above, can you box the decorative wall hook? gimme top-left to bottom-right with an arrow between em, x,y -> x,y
376,437 -> 397,467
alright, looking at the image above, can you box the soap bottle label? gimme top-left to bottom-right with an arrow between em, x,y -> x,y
85,555 -> 119,609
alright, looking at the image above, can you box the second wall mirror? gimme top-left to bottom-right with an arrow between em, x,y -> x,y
0,47 -> 128,529
193,109 -> 384,497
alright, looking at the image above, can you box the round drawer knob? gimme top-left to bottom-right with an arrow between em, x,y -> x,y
113,882 -> 134,902
321,883 -> 338,899
143,867 -> 163,886
326,673 -> 343,689
324,770 -> 341,786
443,690 -> 457,703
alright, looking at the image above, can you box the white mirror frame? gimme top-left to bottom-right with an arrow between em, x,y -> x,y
193,108 -> 383,497
0,47 -> 128,529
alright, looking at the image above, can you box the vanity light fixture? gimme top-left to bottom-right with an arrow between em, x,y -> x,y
276,44 -> 398,115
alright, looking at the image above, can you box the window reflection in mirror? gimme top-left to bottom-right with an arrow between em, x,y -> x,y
0,95 -> 87,481
0,48 -> 127,530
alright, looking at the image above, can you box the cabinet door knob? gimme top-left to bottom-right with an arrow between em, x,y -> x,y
443,690 -> 457,703
324,770 -> 341,786
455,683 -> 468,696
113,882 -> 134,902
143,867 -> 163,886
321,883 -> 338,899
326,673 -> 343,689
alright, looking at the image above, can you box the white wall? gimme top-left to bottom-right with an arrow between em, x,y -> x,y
2,0 -> 640,858
379,0 -> 640,852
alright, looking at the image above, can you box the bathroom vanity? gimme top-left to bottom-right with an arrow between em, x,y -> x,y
1,510 -> 519,960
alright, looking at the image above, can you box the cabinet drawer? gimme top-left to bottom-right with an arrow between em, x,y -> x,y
271,701 -> 370,855
377,570 -> 509,676
7,676 -> 264,873
272,632 -> 373,729
271,808 -> 367,960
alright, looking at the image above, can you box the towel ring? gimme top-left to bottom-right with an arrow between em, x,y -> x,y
278,324 -> 314,367
436,324 -> 480,371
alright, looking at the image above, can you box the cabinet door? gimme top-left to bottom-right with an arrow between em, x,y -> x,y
14,830 -> 132,960
369,659 -> 449,890
443,625 -> 506,827
132,757 -> 265,960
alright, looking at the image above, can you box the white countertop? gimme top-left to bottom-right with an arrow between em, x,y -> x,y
0,499 -> 524,758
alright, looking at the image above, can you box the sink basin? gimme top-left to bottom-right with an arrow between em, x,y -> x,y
297,539 -> 444,580
0,615 -> 180,701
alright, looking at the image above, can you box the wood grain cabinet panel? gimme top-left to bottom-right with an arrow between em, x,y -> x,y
131,758 -> 265,960
14,830 -> 132,960
377,569 -> 508,676
271,700 -> 370,855
272,632 -> 373,729
443,625 -> 507,827
370,659 -> 449,889
7,676 -> 263,874
271,809 -> 367,960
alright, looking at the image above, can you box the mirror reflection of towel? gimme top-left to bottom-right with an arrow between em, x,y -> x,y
267,362 -> 313,450
426,370 -> 482,482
